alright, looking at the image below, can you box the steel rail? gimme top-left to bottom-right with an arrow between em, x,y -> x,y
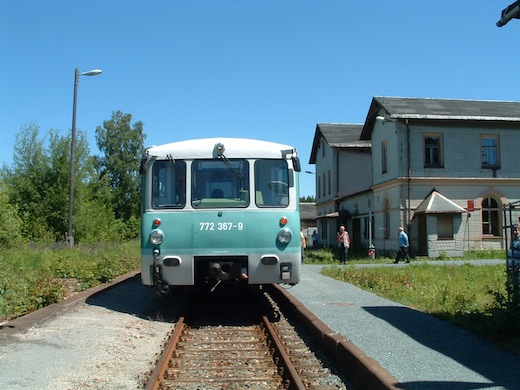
145,316 -> 186,390
262,314 -> 306,390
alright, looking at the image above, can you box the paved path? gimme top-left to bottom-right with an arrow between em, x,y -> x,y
287,261 -> 519,390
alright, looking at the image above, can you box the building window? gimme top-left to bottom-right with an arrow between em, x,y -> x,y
481,135 -> 500,168
424,134 -> 443,168
482,197 -> 501,236
317,175 -> 321,198
327,170 -> 331,195
437,214 -> 454,239
381,140 -> 388,174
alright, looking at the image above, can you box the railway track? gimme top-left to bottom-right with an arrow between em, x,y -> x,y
145,286 -> 347,389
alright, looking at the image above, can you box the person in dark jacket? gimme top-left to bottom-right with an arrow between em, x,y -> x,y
394,226 -> 409,263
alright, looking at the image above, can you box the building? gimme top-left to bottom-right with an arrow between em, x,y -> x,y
310,97 -> 520,257
299,202 -> 317,247
309,123 -> 372,249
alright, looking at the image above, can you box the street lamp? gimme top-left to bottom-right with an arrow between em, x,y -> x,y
67,68 -> 102,248
497,0 -> 520,27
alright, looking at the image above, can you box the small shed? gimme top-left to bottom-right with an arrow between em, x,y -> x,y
412,190 -> 467,258
300,202 -> 317,245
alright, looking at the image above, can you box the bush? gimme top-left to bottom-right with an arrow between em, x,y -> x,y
304,248 -> 338,263
0,241 -> 140,321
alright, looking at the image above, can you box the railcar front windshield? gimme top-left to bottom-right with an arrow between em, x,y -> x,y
152,160 -> 186,208
191,159 -> 250,208
151,158 -> 291,209
255,159 -> 289,207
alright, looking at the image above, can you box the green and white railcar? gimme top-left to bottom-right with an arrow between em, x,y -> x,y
140,138 -> 302,293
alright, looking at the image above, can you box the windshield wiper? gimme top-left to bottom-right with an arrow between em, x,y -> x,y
218,153 -> 244,182
167,154 -> 185,183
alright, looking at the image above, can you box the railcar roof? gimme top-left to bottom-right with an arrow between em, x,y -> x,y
145,137 -> 297,159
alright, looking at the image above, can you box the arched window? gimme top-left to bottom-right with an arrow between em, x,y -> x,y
384,198 -> 390,239
482,197 -> 501,236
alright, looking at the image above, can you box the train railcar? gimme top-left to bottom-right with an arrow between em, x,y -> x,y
140,138 -> 302,294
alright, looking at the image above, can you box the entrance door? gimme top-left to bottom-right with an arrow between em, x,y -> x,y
352,218 -> 361,248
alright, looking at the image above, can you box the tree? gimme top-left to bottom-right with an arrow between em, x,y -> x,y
2,123 -> 55,242
47,128 -> 104,244
0,114 -> 146,247
300,195 -> 316,203
0,123 -> 114,246
0,179 -> 23,247
95,111 -> 145,230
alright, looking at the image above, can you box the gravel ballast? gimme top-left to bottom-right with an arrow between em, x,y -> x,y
0,274 -> 179,390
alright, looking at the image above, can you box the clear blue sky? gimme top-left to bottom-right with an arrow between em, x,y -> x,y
1,1 -> 519,197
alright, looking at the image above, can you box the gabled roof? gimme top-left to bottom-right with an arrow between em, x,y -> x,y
309,123 -> 369,164
300,202 -> 317,220
361,96 -> 520,140
415,189 -> 466,214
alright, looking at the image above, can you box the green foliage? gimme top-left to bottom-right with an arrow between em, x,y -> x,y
95,111 -> 145,227
322,263 -> 504,312
2,123 -> 54,242
122,215 -> 141,240
303,247 -> 338,263
464,248 -> 505,259
0,180 -> 23,247
0,249 -> 65,317
0,275 -> 64,319
304,247 -> 394,265
0,123 -> 98,244
0,242 -> 140,320
0,115 -> 147,247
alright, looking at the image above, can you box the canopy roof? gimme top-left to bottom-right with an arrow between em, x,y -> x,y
415,190 -> 467,214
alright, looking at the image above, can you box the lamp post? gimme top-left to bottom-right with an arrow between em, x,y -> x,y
67,68 -> 102,248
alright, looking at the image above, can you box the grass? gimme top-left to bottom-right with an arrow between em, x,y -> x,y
303,246 -> 506,264
0,241 -> 140,322
304,248 -> 520,355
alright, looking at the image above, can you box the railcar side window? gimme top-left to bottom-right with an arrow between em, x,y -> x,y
152,160 -> 186,208
255,159 -> 289,207
191,159 -> 249,208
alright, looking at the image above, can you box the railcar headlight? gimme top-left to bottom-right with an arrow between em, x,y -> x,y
149,229 -> 164,245
277,228 -> 292,244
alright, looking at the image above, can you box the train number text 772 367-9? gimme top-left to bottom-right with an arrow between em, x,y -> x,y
199,222 -> 244,231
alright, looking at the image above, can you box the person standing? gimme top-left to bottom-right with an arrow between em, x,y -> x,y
312,230 -> 318,249
336,225 -> 350,264
300,229 -> 307,263
394,226 -> 409,263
